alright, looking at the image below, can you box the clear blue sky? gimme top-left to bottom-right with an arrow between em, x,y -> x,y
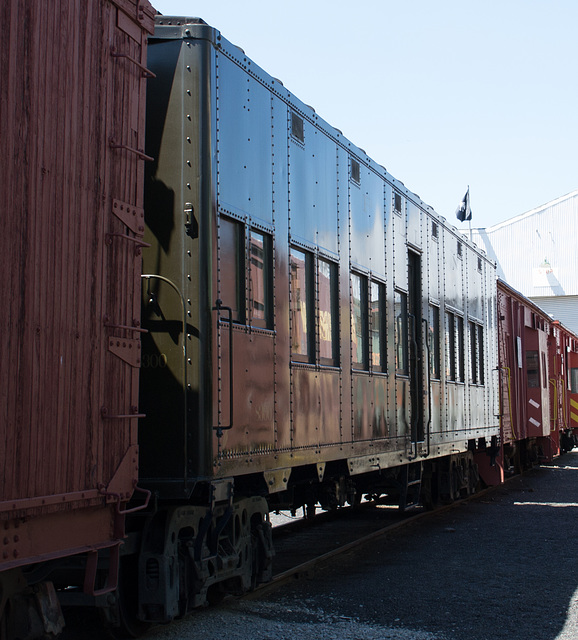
152,0 -> 577,230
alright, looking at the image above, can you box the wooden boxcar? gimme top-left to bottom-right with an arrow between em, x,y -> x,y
0,0 -> 154,635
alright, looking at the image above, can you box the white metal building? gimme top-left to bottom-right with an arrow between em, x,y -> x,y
471,189 -> 578,333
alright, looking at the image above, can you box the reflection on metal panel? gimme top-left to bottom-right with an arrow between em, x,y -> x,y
217,54 -> 273,223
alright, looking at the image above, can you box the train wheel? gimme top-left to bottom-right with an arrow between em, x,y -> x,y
102,556 -> 151,639
467,461 -> 479,496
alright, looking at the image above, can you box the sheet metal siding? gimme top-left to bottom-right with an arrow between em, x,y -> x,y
0,0 -> 153,566
144,20 -> 499,489
472,191 -> 578,297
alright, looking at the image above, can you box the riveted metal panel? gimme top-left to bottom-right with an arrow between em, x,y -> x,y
350,166 -> 385,276
216,53 -> 273,224
289,122 -> 339,253
146,16 -> 500,485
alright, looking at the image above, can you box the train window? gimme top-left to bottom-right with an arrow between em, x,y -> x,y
319,259 -> 339,366
371,280 -> 386,372
428,305 -> 440,379
477,257 -> 483,272
526,350 -> 540,388
571,368 -> 578,394
456,316 -> 465,382
478,325 -> 485,384
431,221 -> 439,239
291,112 -> 304,143
351,273 -> 369,370
350,158 -> 361,184
290,248 -> 314,362
219,216 -> 245,323
445,312 -> 455,381
394,290 -> 408,375
457,241 -> 463,259
470,322 -> 478,384
249,229 -> 272,329
542,352 -> 547,388
394,193 -> 403,215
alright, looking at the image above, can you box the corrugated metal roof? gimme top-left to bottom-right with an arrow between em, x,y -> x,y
530,296 -> 578,335
471,190 -> 578,297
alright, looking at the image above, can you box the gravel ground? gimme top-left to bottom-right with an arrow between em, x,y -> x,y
146,452 -> 578,640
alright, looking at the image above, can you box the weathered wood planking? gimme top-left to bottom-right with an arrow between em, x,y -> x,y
0,0 -> 154,571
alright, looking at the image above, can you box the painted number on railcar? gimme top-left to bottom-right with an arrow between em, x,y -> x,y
141,353 -> 168,368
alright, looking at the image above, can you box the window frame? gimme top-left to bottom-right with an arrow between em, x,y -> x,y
248,228 -> 273,330
351,272 -> 369,371
394,290 -> 409,376
318,257 -> 339,367
290,247 -> 315,363
428,304 -> 441,380
370,279 -> 387,373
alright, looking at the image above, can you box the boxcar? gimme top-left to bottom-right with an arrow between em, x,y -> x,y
496,279 -> 578,475
549,320 -> 578,454
0,0 -> 154,635
133,16 -> 500,623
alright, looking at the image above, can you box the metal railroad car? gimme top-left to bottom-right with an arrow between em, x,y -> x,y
0,0 -> 154,636
132,16 -> 500,624
496,279 -> 578,478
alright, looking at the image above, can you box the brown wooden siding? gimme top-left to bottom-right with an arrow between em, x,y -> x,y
0,0 -> 154,570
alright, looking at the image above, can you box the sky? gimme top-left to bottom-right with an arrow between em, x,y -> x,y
152,0 -> 577,230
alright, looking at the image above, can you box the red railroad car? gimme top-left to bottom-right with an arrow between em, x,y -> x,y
546,320 -> 578,458
0,0 -> 154,635
495,280 -> 578,480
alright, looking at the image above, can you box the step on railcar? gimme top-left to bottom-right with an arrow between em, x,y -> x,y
135,16 -> 500,624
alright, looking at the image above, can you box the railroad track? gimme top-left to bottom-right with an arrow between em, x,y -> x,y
247,484 -> 500,599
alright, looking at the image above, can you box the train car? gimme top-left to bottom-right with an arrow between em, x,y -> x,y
547,319 -> 578,457
128,15 -> 500,626
0,1 -> 154,636
495,280 -> 578,478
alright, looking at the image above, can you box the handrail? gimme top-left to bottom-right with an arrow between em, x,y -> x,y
407,313 -> 420,461
549,378 -> 558,430
213,299 -> 234,436
421,317 -> 431,458
141,274 -> 188,487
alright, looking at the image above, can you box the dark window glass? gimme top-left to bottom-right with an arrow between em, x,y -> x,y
371,281 -> 386,372
456,316 -> 465,382
571,368 -> 578,394
445,311 -> 455,381
351,273 -> 368,369
395,291 -> 408,375
428,305 -> 440,379
542,352 -> 547,388
249,229 -> 272,329
470,321 -> 478,384
394,193 -> 402,214
478,325 -> 485,384
319,259 -> 339,366
291,112 -> 304,142
219,216 -> 245,323
351,158 -> 361,183
290,248 -> 313,362
432,221 -> 438,239
526,350 -> 540,388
